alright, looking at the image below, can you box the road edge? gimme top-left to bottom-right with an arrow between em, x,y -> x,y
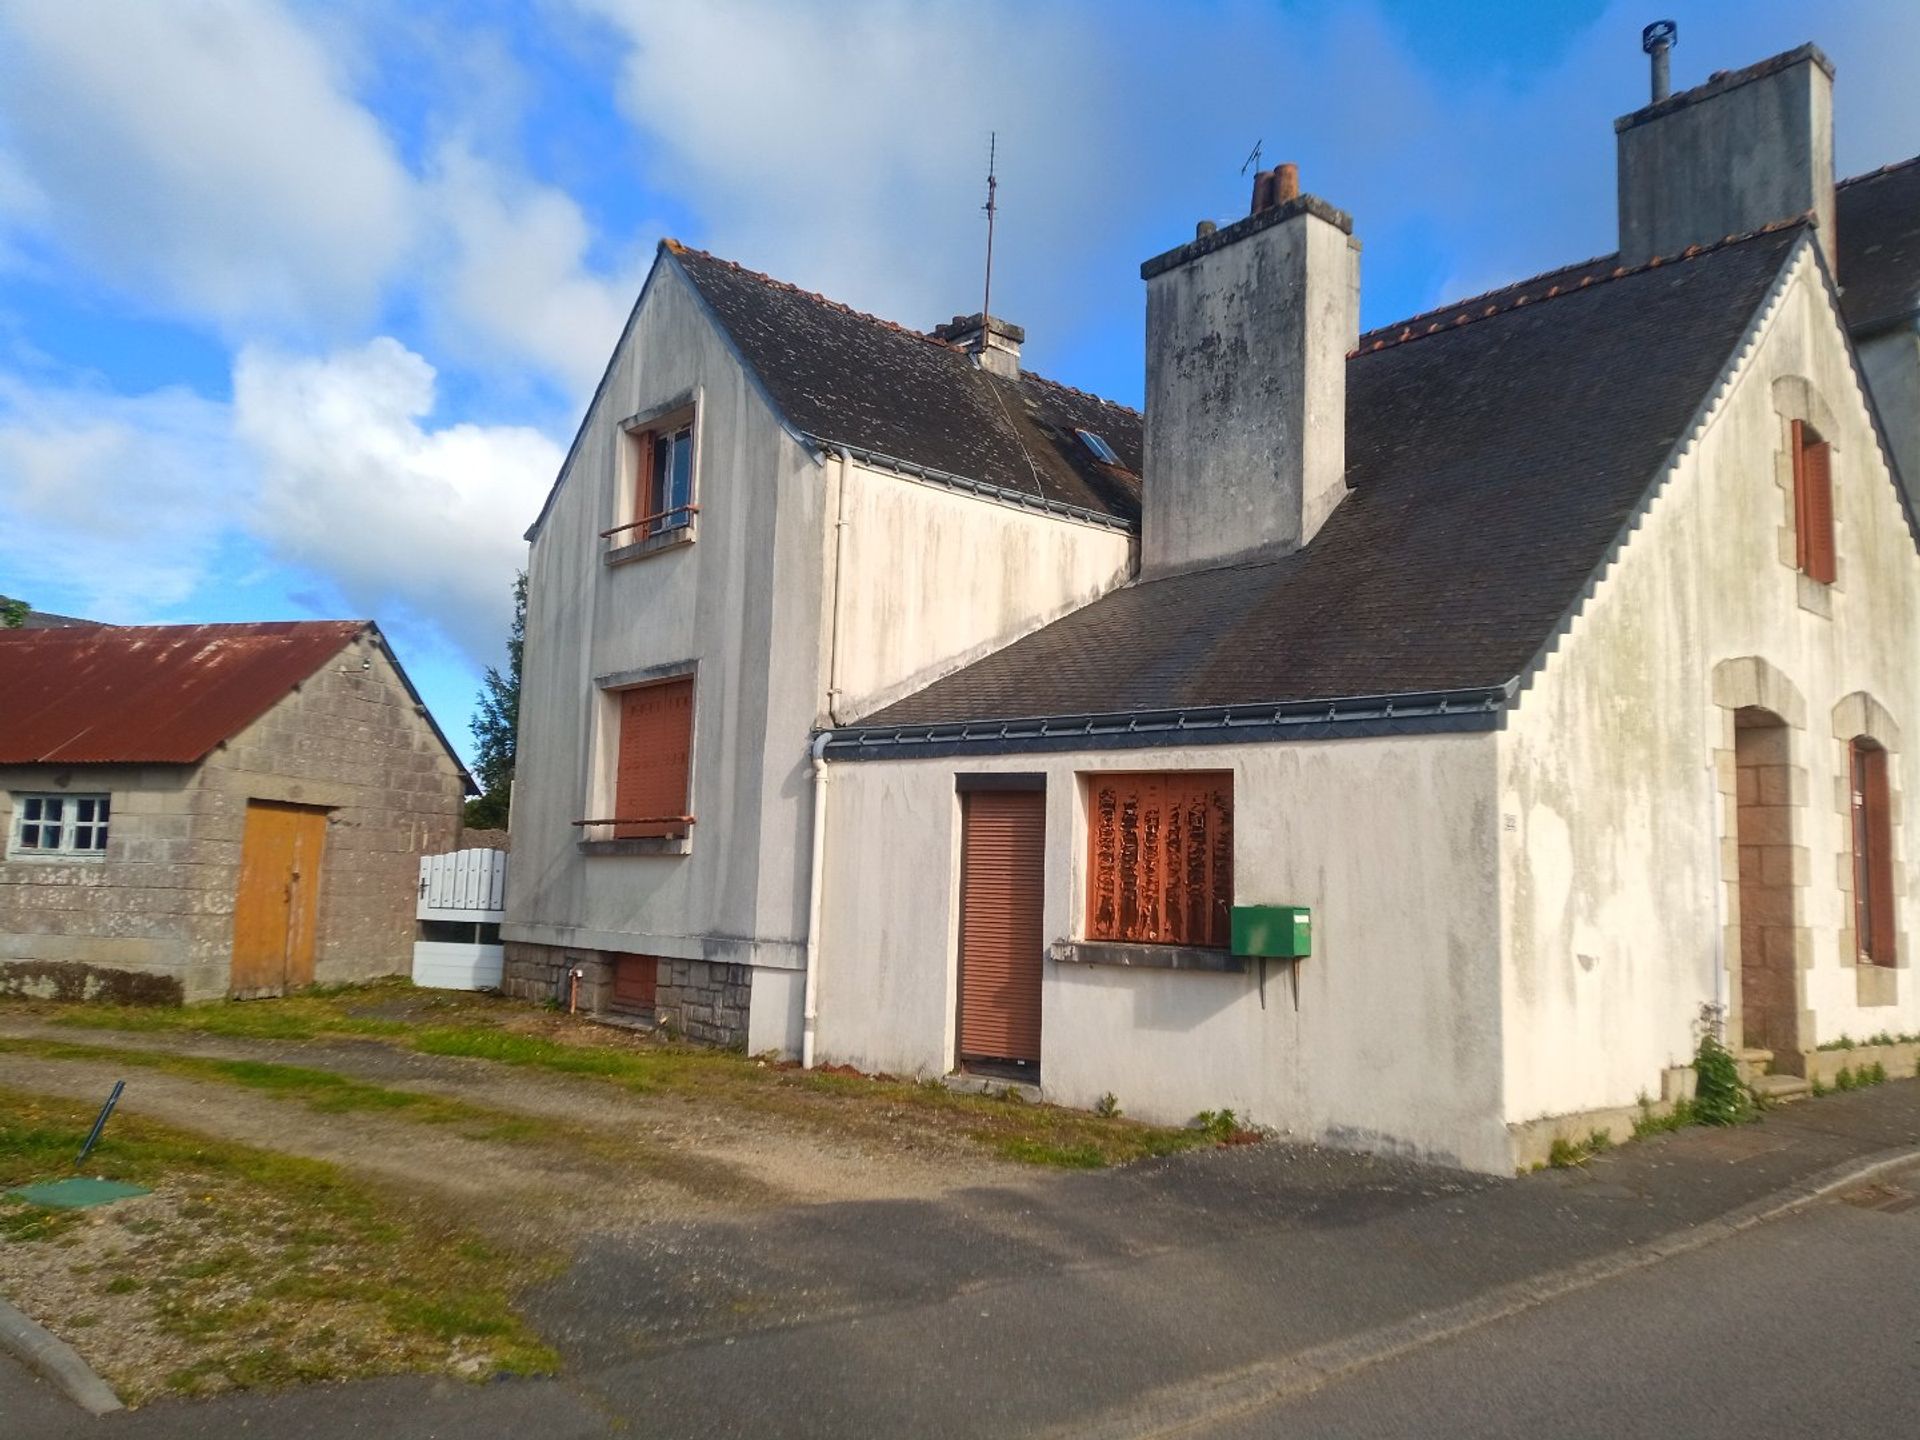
0,1294 -> 123,1416
1051,1141 -> 1920,1440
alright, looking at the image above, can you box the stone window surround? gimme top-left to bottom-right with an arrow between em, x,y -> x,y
1831,691 -> 1905,1007
1770,375 -> 1843,618
1711,657 -> 1812,1054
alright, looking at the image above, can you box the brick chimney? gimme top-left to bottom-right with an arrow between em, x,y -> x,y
1616,38 -> 1836,272
935,313 -> 1023,378
1139,163 -> 1359,578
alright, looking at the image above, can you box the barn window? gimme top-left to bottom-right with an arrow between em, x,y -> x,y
1084,772 -> 1232,947
1850,738 -> 1895,966
611,677 -> 694,839
1793,419 -> 1835,585
9,794 -> 110,859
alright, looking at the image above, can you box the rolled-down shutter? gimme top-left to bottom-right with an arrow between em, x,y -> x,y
957,789 -> 1046,1067
614,678 -> 693,838
1865,744 -> 1897,965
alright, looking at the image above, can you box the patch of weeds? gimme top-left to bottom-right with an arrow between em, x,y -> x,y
1093,1093 -> 1122,1119
1632,1095 -> 1696,1139
1,1198 -> 84,1244
1810,1076 -> 1830,1098
995,1137 -> 1106,1169
1835,1065 -> 1859,1092
1546,1129 -> 1615,1169
1194,1109 -> 1239,1143
1692,1034 -> 1755,1127
1834,1061 -> 1890,1093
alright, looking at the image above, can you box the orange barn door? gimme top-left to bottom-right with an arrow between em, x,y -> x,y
956,788 -> 1046,1073
231,801 -> 328,997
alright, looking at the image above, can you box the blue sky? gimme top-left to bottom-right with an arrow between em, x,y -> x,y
2,0 -> 1917,765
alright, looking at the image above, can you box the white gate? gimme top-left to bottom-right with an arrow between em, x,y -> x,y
412,848 -> 508,990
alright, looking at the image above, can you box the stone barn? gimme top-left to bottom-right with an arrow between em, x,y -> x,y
0,621 -> 472,1003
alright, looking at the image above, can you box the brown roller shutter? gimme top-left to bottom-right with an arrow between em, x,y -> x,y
615,677 -> 693,838
957,788 -> 1046,1070
1865,744 -> 1896,965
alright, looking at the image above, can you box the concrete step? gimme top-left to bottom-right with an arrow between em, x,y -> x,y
1751,1073 -> 1812,1104
1737,1047 -> 1775,1083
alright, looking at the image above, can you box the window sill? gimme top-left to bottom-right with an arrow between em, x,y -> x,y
605,524 -> 695,567
1050,940 -> 1245,973
578,836 -> 693,857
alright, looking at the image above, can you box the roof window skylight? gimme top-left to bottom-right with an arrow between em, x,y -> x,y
1075,428 -> 1121,466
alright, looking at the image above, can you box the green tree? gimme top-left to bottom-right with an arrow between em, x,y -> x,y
1,596 -> 28,629
464,572 -> 525,830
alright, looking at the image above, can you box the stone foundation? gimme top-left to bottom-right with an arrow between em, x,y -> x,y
502,941 -> 750,1048
656,958 -> 751,1049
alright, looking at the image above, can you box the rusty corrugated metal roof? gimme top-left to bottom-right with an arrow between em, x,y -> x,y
0,621 -> 364,764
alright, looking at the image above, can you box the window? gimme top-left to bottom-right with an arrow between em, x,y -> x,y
636,420 -> 695,536
1850,739 -> 1895,966
1074,428 -> 1121,466
612,677 -> 694,839
10,794 -> 110,858
1085,772 -> 1232,947
1793,419 -> 1835,584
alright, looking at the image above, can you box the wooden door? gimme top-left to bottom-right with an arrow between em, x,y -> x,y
956,788 -> 1046,1072
610,955 -> 658,1016
231,801 -> 328,998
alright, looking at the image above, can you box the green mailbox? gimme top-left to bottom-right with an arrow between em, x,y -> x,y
1231,905 -> 1311,959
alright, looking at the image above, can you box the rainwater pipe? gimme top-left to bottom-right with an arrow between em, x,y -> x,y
802,448 -> 854,1069
802,731 -> 832,1069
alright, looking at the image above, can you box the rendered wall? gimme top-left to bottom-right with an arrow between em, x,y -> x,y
815,734 -> 1508,1172
1499,249 -> 1920,1128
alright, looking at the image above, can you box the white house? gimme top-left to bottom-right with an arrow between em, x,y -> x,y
511,38 -> 1920,1171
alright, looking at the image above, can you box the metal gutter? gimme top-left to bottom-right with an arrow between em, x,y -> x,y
819,685 -> 1513,761
810,436 -> 1138,533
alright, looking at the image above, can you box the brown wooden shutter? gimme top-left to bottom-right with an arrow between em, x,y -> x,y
614,677 -> 693,838
957,789 -> 1046,1067
1794,421 -> 1836,584
1865,744 -> 1896,965
633,429 -> 656,526
1085,772 -> 1233,947
610,954 -> 659,1013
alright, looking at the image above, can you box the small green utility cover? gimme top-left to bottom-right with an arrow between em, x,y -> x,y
1231,905 -> 1312,959
6,1178 -> 151,1210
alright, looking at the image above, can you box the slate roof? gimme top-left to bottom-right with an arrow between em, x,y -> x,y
1837,156 -> 1920,334
853,223 -> 1809,732
667,244 -> 1142,524
0,622 -> 470,788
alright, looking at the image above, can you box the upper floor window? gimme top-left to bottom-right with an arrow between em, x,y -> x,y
603,410 -> 698,556
612,676 -> 695,840
1850,738 -> 1895,966
1793,419 -> 1835,585
1085,772 -> 1233,947
10,794 -> 110,859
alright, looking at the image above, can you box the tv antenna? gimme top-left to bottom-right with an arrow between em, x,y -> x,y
981,132 -> 999,322
1240,139 -> 1264,176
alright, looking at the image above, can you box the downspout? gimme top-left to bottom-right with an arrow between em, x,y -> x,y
802,731 -> 831,1069
802,448 -> 853,1069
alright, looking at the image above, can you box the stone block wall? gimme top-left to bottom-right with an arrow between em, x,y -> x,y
657,958 -> 751,1048
502,940 -> 612,1010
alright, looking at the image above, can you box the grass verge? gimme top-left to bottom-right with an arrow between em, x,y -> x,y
8,982 -> 1216,1169
0,1085 -> 555,1404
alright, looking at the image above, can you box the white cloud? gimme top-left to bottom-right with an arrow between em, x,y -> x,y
424,145 -> 650,397
0,0 -> 415,329
0,378 -> 244,616
232,337 -> 560,659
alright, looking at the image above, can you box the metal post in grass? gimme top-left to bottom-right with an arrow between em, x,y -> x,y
76,1081 -> 125,1167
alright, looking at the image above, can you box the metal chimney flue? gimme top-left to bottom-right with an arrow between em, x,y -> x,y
1642,20 -> 1677,102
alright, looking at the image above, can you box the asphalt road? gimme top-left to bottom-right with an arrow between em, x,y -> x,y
1189,1159 -> 1920,1440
